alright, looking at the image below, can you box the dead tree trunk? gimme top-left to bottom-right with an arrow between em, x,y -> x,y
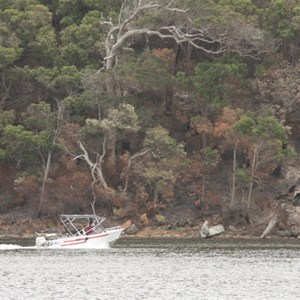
122,149 -> 150,196
75,140 -> 108,190
261,214 -> 278,239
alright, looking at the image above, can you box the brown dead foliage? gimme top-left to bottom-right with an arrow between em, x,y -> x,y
14,175 -> 40,207
58,123 -> 80,152
58,153 -> 77,170
153,48 -> 176,73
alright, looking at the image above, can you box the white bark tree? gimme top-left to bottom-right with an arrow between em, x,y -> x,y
37,101 -> 64,217
73,104 -> 140,191
74,139 -> 108,190
100,0 -> 279,73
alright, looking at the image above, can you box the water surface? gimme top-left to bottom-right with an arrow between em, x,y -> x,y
0,238 -> 299,299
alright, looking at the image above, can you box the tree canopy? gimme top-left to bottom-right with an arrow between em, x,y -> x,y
0,0 -> 298,220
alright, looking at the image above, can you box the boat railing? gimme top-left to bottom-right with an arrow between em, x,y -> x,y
67,224 -> 123,236
105,226 -> 123,231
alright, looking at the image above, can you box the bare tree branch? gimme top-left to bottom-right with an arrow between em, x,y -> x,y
75,140 -> 108,189
122,148 -> 150,195
99,0 -> 278,73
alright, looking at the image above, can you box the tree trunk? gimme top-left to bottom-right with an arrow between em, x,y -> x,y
37,149 -> 52,217
230,141 -> 238,208
105,129 -> 117,184
122,149 -> 150,196
37,101 -> 64,217
77,141 -> 108,189
201,175 -> 206,202
247,145 -> 260,213
261,215 -> 278,239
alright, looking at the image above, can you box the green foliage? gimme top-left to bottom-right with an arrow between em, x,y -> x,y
0,47 -> 21,68
0,2 -> 54,65
143,126 -> 185,157
2,124 -> 36,161
192,59 -> 247,108
201,146 -> 219,170
56,0 -> 91,26
22,102 -> 53,132
174,71 -> 191,87
143,164 -> 175,184
29,25 -> 57,66
278,144 -> 297,162
0,109 -> 15,132
236,169 -> 250,187
55,0 -> 122,27
114,51 -> 171,93
254,116 -> 287,142
63,94 -> 91,122
0,0 -> 298,203
233,115 -> 287,142
101,104 -> 140,132
54,65 -> 82,93
135,107 -> 156,130
219,0 -> 258,18
58,11 -> 104,68
81,103 -> 140,142
263,0 -> 295,39
232,116 -> 256,136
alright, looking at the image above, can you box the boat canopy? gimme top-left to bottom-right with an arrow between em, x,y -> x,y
59,214 -> 106,222
59,214 -> 106,236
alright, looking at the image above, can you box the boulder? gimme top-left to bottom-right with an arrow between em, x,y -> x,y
200,220 -> 225,238
125,224 -> 139,235
121,219 -> 132,230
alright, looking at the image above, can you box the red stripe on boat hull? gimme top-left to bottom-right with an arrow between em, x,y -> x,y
61,233 -> 109,247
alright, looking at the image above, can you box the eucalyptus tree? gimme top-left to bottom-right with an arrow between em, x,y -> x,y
100,0 -> 277,74
240,0 -> 300,64
128,125 -> 186,213
74,103 -> 140,193
0,109 -> 16,158
178,58 -> 247,149
58,10 -> 105,68
2,102 -> 65,217
0,0 -> 56,67
232,115 -> 294,214
0,0 -> 57,113
214,107 -> 247,208
22,102 -> 65,216
214,108 -> 295,212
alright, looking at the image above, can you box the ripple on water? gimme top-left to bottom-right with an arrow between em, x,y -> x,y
0,238 -> 299,300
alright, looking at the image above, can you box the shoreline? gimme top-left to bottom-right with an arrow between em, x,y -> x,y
0,226 -> 299,240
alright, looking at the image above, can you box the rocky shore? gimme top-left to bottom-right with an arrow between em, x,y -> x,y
0,219 -> 299,241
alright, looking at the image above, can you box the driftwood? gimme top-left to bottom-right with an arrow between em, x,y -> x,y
260,215 -> 278,239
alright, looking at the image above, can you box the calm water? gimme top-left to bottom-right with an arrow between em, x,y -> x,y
0,237 -> 299,300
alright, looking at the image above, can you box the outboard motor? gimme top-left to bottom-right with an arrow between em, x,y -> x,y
35,236 -> 46,247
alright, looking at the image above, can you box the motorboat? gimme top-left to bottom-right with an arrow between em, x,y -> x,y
35,214 -> 123,248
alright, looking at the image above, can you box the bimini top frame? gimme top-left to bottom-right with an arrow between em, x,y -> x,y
59,214 -> 106,237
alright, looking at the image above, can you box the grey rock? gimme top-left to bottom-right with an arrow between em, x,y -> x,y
125,224 -> 139,235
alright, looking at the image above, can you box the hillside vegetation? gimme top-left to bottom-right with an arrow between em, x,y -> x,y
1,0 -> 300,235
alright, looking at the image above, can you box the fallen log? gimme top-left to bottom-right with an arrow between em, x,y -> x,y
260,215 -> 278,239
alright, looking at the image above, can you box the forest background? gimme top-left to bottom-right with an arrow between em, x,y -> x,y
1,0 -> 300,236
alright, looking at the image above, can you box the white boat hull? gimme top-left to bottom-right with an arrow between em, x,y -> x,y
36,227 -> 123,248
